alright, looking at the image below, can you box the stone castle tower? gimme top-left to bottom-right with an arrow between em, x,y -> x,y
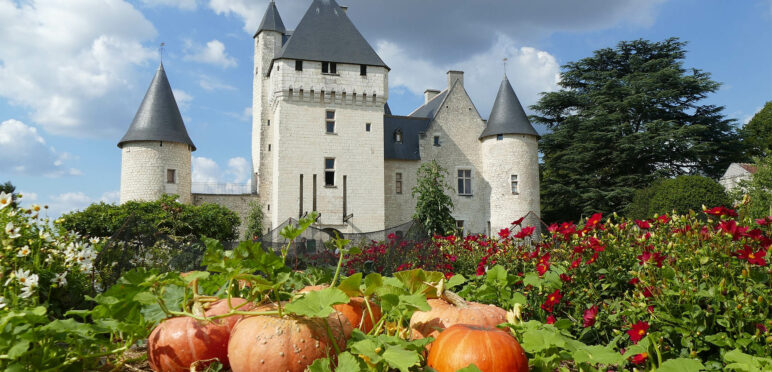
253,0 -> 390,233
118,63 -> 195,204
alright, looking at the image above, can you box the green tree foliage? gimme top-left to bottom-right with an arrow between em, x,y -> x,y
741,101 -> 772,158
531,38 -> 744,223
730,156 -> 772,219
1,180 -> 18,208
412,160 -> 455,235
60,194 -> 239,241
626,175 -> 730,220
243,200 -> 265,241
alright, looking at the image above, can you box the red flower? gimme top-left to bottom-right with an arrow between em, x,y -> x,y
498,228 -> 510,239
585,252 -> 598,265
546,315 -> 556,324
704,206 -> 738,217
629,277 -> 640,286
536,264 -> 549,276
547,223 -> 559,233
583,305 -> 598,327
476,263 -> 486,276
511,216 -> 526,226
627,321 -> 649,344
631,352 -> 649,365
734,246 -> 768,266
559,274 -> 572,283
585,213 -> 603,229
638,251 -> 667,268
514,226 -> 536,239
570,258 -> 581,269
757,323 -> 768,333
755,216 -> 772,226
540,289 -> 562,313
641,286 -> 654,298
657,214 -> 671,224
635,219 -> 651,229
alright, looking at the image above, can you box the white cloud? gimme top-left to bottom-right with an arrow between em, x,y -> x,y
17,191 -> 38,202
192,156 -> 220,183
0,119 -> 81,177
208,0 -> 266,34
199,74 -> 237,91
99,190 -> 121,204
183,39 -> 237,68
242,107 -> 252,121
172,89 -> 193,110
0,0 -> 158,138
192,156 -> 252,193
46,192 -> 93,218
140,0 -> 197,10
378,34 -> 561,118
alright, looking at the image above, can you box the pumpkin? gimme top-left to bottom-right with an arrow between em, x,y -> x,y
227,303 -> 353,372
300,285 -> 382,333
427,324 -> 529,372
410,291 -> 507,346
148,298 -> 248,372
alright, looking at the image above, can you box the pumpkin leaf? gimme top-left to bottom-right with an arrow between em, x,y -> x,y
307,358 -> 334,372
363,273 -> 383,296
657,358 -> 705,372
446,274 -> 466,289
456,365 -> 483,372
335,352 -> 363,372
338,273 -> 363,297
284,287 -> 349,318
349,337 -> 384,364
393,269 -> 444,295
382,345 -> 421,372
571,345 -> 625,366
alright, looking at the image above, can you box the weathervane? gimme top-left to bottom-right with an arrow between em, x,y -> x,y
503,57 -> 508,75
159,42 -> 166,63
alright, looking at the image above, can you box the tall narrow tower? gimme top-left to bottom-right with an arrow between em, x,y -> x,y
118,64 -> 196,204
480,76 -> 540,233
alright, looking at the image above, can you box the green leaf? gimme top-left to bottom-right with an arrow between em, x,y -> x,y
382,345 -> 421,372
456,364 -> 483,372
393,269 -> 444,295
522,273 -> 542,288
657,358 -> 705,372
132,291 -> 157,305
338,273 -> 363,297
335,352 -> 364,372
572,345 -> 624,366
397,292 -> 431,312
446,274 -> 466,289
180,270 -> 209,283
7,340 -> 30,359
484,265 -> 508,286
307,358 -> 334,372
284,287 -> 349,318
349,338 -> 383,365
363,273 -> 383,296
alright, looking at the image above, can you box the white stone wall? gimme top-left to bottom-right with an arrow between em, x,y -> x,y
481,134 -> 540,234
120,141 -> 192,204
384,160 -> 420,227
192,193 -> 259,239
719,163 -> 751,191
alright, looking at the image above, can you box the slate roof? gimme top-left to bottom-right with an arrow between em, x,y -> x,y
408,90 -> 448,119
479,76 -> 539,139
254,1 -> 286,37
384,115 -> 431,160
118,64 -> 196,150
276,0 -> 388,68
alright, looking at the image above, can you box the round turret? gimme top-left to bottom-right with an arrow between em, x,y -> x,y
481,76 -> 540,234
119,64 -> 195,204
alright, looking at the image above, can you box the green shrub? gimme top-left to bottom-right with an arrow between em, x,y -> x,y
243,200 -> 265,241
627,175 -> 730,219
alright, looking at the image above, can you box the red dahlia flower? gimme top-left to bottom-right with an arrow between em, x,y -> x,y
734,246 -> 768,266
657,214 -> 671,224
511,216 -> 525,226
583,305 -> 598,327
704,206 -> 738,217
536,263 -> 549,276
540,289 -> 562,313
546,315 -> 556,324
632,352 -> 649,365
498,228 -> 510,239
514,226 -> 536,239
627,321 -> 649,344
755,216 -> 772,226
635,219 -> 651,229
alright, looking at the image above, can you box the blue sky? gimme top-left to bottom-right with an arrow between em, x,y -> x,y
1,0 -> 770,218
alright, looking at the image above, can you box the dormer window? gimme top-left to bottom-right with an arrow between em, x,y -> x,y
394,129 -> 403,143
360,65 -> 367,76
322,61 -> 337,74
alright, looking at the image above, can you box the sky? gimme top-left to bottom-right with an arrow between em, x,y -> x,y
1,0 -> 770,218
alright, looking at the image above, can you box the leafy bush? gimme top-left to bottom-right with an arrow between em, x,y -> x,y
243,199 -> 265,241
626,175 -> 730,219
730,156 -> 772,220
412,160 -> 456,235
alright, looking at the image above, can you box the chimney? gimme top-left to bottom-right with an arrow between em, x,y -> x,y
424,89 -> 440,104
340,6 -> 348,13
447,70 -> 463,89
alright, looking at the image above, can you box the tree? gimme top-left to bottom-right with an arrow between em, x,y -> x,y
730,156 -> 772,220
243,200 -> 265,241
626,175 -> 730,220
1,181 -> 18,208
412,160 -> 455,235
531,38 -> 745,223
741,101 -> 772,158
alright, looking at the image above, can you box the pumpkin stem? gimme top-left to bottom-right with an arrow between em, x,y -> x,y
441,290 -> 468,308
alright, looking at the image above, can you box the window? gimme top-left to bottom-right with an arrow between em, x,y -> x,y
326,110 -> 335,133
456,220 -> 464,232
511,174 -> 519,194
325,158 -> 335,186
167,169 -> 176,184
433,135 -> 440,146
497,134 -> 503,141
366,123 -> 371,132
268,144 -> 271,151
322,61 -> 337,74
457,169 -> 472,195
394,130 -> 403,143
360,64 -> 367,76
267,120 -> 270,126
295,60 -> 303,71
395,172 -> 402,194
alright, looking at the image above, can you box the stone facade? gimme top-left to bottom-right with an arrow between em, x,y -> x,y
120,141 -> 191,204
192,193 -> 259,238
719,163 -> 756,192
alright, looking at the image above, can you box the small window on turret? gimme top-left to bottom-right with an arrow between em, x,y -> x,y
167,169 -> 176,184
511,175 -> 519,194
322,62 -> 337,74
497,134 -> 503,141
295,60 -> 303,71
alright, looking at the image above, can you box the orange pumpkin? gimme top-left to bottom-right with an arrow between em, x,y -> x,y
148,298 -> 248,372
410,292 -> 507,345
300,285 -> 382,333
427,324 -> 529,372
227,303 -> 353,372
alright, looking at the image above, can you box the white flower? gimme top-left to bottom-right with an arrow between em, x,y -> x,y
0,296 -> 6,309
17,245 -> 31,257
5,222 -> 20,239
0,192 -> 11,209
89,237 -> 100,244
19,286 -> 35,299
13,269 -> 37,288
39,230 -> 52,242
54,272 -> 68,287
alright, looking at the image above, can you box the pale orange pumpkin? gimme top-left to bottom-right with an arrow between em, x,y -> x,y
410,291 -> 507,346
427,324 -> 529,372
300,285 -> 382,333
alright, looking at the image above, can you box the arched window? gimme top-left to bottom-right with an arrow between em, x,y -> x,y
394,129 -> 403,143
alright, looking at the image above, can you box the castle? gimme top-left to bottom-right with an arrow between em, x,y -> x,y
118,0 -> 541,237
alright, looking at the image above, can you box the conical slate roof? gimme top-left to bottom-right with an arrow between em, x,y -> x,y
118,64 -> 196,150
254,1 -> 285,37
479,76 -> 539,139
277,0 -> 388,68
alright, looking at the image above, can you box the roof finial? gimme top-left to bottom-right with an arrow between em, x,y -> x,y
502,57 -> 508,77
159,42 -> 166,64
